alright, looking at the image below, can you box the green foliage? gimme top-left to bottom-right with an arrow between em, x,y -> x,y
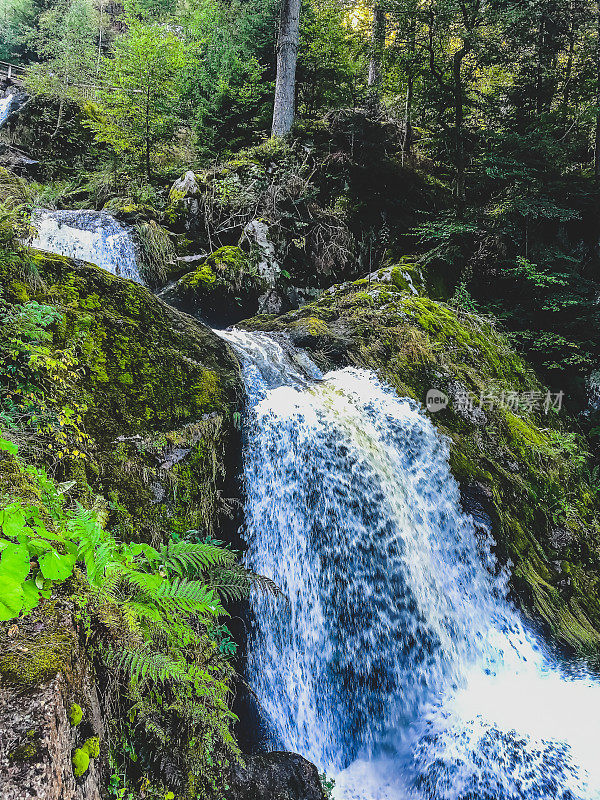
0,436 -> 263,795
85,2 -> 187,178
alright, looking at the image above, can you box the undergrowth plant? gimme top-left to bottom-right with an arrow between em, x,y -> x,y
0,437 -> 274,796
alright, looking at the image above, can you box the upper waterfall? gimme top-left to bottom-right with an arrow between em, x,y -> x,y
222,328 -> 600,800
29,208 -> 143,283
0,94 -> 13,129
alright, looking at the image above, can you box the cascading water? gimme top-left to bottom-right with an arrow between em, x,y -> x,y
221,328 -> 600,800
29,208 -> 143,283
0,94 -> 14,129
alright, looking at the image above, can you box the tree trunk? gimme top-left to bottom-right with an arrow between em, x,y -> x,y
596,1 -> 600,183
402,11 -> 417,164
453,42 -> 470,205
368,2 -> 386,89
272,0 -> 302,138
145,82 -> 151,181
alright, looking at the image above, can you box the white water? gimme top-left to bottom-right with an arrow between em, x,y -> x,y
30,208 -> 142,283
222,328 -> 600,800
0,94 -> 13,128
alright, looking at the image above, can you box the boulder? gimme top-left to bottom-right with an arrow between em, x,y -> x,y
1,248 -> 244,542
171,245 -> 272,326
227,752 -> 326,800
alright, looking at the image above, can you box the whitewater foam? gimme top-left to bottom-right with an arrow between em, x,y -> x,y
221,329 -> 600,800
30,208 -> 143,283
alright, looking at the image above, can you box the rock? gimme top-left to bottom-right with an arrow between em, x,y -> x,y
1,249 -> 244,541
171,169 -> 201,198
0,607 -> 104,800
173,245 -> 270,326
167,170 -> 203,233
0,143 -> 39,176
242,220 -> 281,285
226,752 -> 326,800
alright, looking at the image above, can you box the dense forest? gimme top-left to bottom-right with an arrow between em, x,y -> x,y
3,0 -> 600,799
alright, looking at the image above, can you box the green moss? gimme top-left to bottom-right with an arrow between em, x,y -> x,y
8,730 -> 41,763
72,747 -> 90,777
183,264 -> 216,290
82,736 -> 100,758
69,703 -> 83,726
0,618 -> 74,687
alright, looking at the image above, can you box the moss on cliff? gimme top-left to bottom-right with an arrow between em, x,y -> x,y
1,249 -> 243,542
241,269 -> 600,654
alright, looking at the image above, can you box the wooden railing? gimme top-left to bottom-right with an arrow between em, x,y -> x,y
0,61 -> 28,85
0,61 -> 142,103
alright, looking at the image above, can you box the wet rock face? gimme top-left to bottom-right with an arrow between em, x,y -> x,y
226,752 -> 326,800
0,610 -> 104,800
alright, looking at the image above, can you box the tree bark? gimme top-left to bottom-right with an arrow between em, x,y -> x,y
453,41 -> 471,205
402,10 -> 417,164
368,2 -> 387,89
596,1 -> 600,183
272,0 -> 302,138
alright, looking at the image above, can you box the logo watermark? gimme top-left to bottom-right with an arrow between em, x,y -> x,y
426,389 -> 449,413
426,388 -> 564,415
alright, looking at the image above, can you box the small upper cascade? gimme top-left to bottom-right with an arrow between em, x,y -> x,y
29,208 -> 143,284
0,94 -> 14,129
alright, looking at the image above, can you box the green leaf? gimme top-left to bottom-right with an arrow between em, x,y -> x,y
39,550 -> 76,581
22,580 -> 42,614
0,578 -> 24,621
1,503 -> 26,538
0,543 -> 31,583
0,438 -> 18,456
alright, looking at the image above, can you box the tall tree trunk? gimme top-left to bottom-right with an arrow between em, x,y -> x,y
368,2 -> 386,90
402,12 -> 417,164
272,0 -> 301,138
561,0 -> 575,125
453,42 -> 470,206
595,1 -> 600,183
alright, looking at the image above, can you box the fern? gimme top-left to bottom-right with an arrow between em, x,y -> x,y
158,540 -> 235,576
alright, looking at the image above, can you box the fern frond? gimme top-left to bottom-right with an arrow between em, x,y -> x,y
159,540 -> 235,576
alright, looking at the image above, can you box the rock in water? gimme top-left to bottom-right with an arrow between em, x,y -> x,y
226,753 -> 326,800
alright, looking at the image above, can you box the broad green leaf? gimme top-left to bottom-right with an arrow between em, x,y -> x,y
0,438 -> 18,456
0,578 -> 24,621
1,504 -> 26,538
22,580 -> 41,615
26,539 -> 54,556
39,550 -> 76,581
0,543 -> 31,583
34,525 -> 64,542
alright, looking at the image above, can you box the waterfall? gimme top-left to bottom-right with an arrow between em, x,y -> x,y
29,209 -> 143,283
222,328 -> 600,800
0,94 -> 14,129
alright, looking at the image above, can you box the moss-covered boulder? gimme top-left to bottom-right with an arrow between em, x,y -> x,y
1,249 -> 243,542
241,270 -> 600,655
171,245 -> 270,326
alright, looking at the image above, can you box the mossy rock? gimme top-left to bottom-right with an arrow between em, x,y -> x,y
1,250 -> 244,541
0,604 -> 75,689
241,277 -> 600,655
174,246 -> 267,326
